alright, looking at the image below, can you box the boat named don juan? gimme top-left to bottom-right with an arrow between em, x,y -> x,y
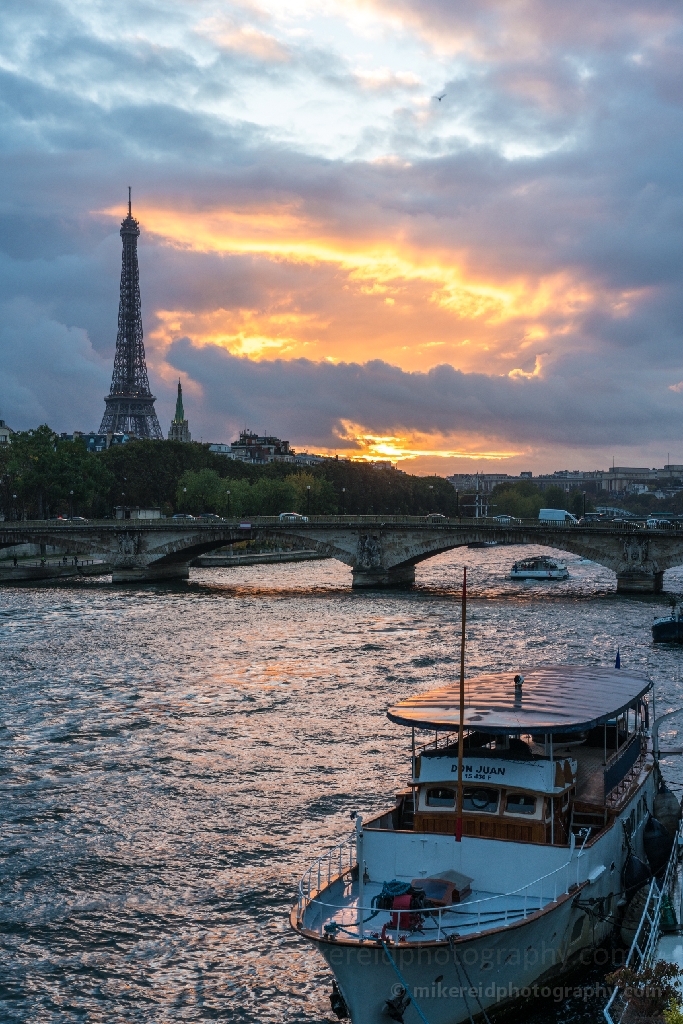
291,666 -> 657,1024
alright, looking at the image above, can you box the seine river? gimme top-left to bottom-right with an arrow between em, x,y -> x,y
3,544 -> 683,1023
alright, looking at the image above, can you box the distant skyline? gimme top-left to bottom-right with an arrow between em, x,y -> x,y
3,1 -> 683,474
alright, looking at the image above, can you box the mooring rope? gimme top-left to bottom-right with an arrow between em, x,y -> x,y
380,939 -> 431,1024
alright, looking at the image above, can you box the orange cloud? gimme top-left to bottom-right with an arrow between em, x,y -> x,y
100,200 -> 635,380
109,202 -> 612,360
328,421 -> 523,462
197,16 -> 291,63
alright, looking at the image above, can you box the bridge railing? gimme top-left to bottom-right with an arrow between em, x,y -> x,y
0,515 -> 662,531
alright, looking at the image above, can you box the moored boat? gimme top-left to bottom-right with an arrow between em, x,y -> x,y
652,601 -> 683,642
291,665 -> 656,1024
510,557 -> 569,580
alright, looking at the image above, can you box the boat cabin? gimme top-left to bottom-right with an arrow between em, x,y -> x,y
382,666 -> 652,847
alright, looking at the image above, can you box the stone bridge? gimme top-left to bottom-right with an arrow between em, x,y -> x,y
2,516 -> 683,592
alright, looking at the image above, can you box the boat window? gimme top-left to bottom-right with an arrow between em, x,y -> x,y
426,787 -> 456,808
462,788 -> 499,813
505,793 -> 537,815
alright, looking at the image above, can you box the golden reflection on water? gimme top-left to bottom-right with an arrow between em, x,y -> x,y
1,545 -> 683,1022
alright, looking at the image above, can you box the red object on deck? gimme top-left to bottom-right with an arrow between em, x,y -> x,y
390,894 -> 420,931
455,818 -> 463,842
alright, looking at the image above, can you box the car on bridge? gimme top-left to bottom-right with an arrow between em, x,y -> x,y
279,512 -> 309,522
493,515 -> 521,524
172,513 -> 195,521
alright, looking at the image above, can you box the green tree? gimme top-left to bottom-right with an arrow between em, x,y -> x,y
247,478 -> 297,515
489,480 -> 544,519
100,440 -> 254,511
53,438 -> 114,517
2,427 -> 114,518
2,427 -> 482,521
542,485 -> 569,509
176,468 -> 227,513
176,469 -> 339,516
287,472 -> 337,514
568,489 -> 594,518
219,478 -> 259,517
7,425 -> 59,518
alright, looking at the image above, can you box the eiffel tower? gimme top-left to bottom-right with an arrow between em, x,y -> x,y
99,189 -> 162,439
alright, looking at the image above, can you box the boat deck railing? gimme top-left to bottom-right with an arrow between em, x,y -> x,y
296,833 -> 579,942
603,821 -> 683,1023
605,735 -> 648,807
297,832 -> 357,910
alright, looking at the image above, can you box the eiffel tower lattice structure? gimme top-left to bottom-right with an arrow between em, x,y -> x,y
99,189 -> 162,439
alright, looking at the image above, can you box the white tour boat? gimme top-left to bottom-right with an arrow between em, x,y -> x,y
291,665 -> 658,1024
510,557 -> 569,580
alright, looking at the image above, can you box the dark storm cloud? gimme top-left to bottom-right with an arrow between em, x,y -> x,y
167,338 -> 683,450
0,298 -> 110,429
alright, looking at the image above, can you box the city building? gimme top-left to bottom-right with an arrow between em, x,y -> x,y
59,431 -> 132,451
210,430 -> 295,464
447,465 -> 683,498
447,473 -> 512,494
209,430 -> 400,469
0,419 -> 14,445
167,380 -> 191,443
99,189 -> 163,439
293,452 -> 329,466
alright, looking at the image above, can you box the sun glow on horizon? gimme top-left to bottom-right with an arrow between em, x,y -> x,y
327,423 -> 523,462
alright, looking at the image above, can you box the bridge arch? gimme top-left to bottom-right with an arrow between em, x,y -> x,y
260,522 -> 680,593
1,518 -> 682,591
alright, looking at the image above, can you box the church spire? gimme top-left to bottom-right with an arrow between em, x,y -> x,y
173,379 -> 185,423
168,378 -> 191,442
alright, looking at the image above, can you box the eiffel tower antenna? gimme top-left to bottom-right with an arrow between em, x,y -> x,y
99,190 -> 162,439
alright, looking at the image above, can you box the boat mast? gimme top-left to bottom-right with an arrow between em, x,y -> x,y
456,567 -> 467,842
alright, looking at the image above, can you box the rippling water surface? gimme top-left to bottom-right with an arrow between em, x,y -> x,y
3,544 -> 683,1023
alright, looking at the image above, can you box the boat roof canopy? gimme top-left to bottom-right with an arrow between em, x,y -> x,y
387,666 -> 652,735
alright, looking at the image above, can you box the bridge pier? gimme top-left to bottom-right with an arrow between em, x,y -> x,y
111,563 -> 190,583
616,570 -> 663,594
351,565 -> 416,589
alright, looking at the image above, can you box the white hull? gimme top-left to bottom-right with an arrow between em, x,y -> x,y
317,896 -> 584,1024
510,571 -> 568,580
295,768 -> 655,1024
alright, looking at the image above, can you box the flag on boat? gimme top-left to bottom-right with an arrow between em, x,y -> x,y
615,647 -> 621,669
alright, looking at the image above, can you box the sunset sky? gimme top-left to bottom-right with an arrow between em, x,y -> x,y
3,0 -> 683,473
